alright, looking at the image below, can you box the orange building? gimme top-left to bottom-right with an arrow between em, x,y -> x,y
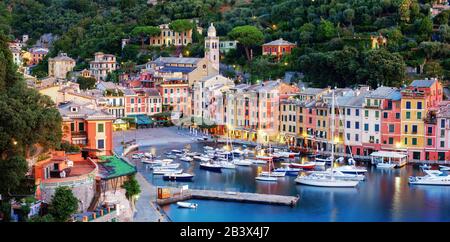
262,38 -> 296,60
28,47 -> 49,66
59,102 -> 115,156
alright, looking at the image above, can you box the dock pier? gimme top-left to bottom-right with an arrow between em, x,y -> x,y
156,187 -> 299,207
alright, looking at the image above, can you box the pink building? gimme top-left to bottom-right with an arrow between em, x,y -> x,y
380,89 -> 402,152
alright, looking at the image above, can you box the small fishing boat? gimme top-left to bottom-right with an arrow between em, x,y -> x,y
273,166 -> 301,176
180,156 -> 193,162
232,159 -> 253,166
315,157 -> 332,164
158,163 -> 181,169
260,171 -> 286,177
197,136 -> 209,141
231,149 -> 245,156
163,173 -> 195,181
204,146 -> 214,150
255,176 -> 278,182
142,159 -> 166,165
144,152 -> 154,158
289,162 -> 316,170
186,152 -> 200,157
333,165 -> 367,174
419,164 -> 431,170
248,159 -> 266,164
200,162 -> 222,172
376,162 -> 396,169
274,151 -> 299,158
153,169 -> 183,175
171,149 -> 183,154
131,153 -> 142,159
177,202 -> 198,209
256,155 -> 273,161
219,161 -> 236,169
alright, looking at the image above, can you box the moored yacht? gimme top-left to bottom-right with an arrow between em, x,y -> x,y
153,168 -> 183,175
409,170 -> 450,186
295,173 -> 360,187
200,162 -> 222,172
332,165 -> 367,174
163,173 -> 194,181
232,159 -> 253,166
309,170 -> 365,181
295,89 -> 359,188
259,171 -> 286,177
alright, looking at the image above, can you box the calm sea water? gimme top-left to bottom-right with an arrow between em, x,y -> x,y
129,142 -> 450,222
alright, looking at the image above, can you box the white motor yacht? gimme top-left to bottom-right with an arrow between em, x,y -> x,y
409,170 -> 450,186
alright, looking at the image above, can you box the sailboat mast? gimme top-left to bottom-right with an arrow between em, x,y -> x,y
330,89 -> 335,177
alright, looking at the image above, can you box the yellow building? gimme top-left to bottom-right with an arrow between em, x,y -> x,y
400,79 -> 444,160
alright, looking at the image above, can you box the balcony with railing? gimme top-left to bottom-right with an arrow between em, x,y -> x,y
71,131 -> 87,138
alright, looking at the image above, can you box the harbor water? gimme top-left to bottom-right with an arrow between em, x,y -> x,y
129,141 -> 450,222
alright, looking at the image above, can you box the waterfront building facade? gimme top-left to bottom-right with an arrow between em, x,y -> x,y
401,79 -> 443,161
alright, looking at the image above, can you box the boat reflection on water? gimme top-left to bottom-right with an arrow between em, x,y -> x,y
296,185 -> 359,195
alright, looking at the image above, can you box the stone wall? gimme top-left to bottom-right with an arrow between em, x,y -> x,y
39,177 -> 95,212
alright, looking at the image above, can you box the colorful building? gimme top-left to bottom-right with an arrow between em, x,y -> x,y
28,47 -> 49,66
262,38 -> 296,60
89,52 -> 117,81
400,79 -> 443,161
48,53 -> 76,79
59,102 -> 115,156
149,23 -> 193,47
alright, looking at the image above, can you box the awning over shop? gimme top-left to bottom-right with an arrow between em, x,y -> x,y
127,114 -> 153,125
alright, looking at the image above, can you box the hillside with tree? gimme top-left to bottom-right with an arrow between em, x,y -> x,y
1,0 -> 449,87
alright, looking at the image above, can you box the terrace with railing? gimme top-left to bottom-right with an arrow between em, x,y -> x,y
73,204 -> 118,222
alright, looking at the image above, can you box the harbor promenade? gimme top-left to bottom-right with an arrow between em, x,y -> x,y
133,173 -> 170,222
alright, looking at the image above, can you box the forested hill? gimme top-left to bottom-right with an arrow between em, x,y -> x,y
1,0 -> 450,88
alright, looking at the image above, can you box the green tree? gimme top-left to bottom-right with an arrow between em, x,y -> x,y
122,175 -> 141,210
0,34 -> 62,199
0,156 -> 28,196
49,186 -> 79,222
77,76 -> 96,90
316,19 -> 336,42
299,23 -> 316,44
228,25 -> 264,61
28,214 -> 55,222
169,19 -> 195,46
363,49 -> 406,87
417,17 -> 433,41
424,61 -> 444,78
344,9 -> 355,27
131,26 -> 161,49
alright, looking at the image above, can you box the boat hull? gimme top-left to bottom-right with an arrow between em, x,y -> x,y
295,177 -> 359,187
255,176 -> 278,182
163,175 -> 194,181
200,164 -> 222,172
